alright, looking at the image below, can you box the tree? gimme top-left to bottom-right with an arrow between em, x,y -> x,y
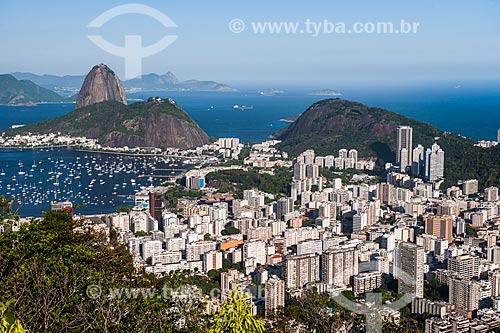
134,230 -> 148,237
466,223 -> 478,237
210,290 -> 265,333
0,300 -> 25,333
116,205 -> 133,213
269,289 -> 362,332
221,226 -> 241,235
0,207 -> 208,332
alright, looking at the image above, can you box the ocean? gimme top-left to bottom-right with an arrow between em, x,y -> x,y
1,82 -> 499,216
2,83 -> 500,142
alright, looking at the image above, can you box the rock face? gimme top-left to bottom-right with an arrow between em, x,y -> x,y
76,64 -> 127,109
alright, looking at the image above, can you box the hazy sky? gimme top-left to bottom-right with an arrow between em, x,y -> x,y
1,0 -> 499,85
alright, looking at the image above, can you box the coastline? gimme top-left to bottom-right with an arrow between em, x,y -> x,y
0,145 -> 205,161
0,101 -> 75,107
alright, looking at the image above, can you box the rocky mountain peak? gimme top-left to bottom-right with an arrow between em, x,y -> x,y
76,64 -> 127,109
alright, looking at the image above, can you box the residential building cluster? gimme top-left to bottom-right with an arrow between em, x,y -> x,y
38,126 -> 500,328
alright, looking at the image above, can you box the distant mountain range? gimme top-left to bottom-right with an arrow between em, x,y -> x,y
11,71 -> 237,95
0,74 -> 66,105
308,89 -> 342,96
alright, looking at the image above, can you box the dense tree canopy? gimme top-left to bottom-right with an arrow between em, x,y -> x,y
0,206 -> 207,332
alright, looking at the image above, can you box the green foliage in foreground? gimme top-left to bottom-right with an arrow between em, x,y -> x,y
0,197 -> 422,333
0,208 -> 208,332
210,291 -> 265,333
0,300 -> 25,333
0,197 -> 269,333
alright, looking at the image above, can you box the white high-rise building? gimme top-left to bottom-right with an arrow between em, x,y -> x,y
424,143 -> 445,181
265,277 -> 285,315
449,277 -> 480,312
412,144 -> 425,176
283,253 -> 320,290
243,239 -> 267,265
203,250 -> 223,272
489,270 -> 500,297
141,240 -> 162,260
186,241 -> 217,262
397,126 -> 413,171
485,186 -> 499,202
447,254 -> 480,280
394,242 -> 424,298
277,197 -> 294,220
322,247 -> 359,287
297,239 -> 323,255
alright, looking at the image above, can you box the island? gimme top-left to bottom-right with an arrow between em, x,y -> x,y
308,89 -> 342,96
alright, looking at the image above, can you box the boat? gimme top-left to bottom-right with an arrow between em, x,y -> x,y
233,104 -> 254,110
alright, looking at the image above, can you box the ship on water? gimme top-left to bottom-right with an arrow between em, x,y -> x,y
233,104 -> 254,110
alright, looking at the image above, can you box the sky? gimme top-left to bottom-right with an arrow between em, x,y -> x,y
1,0 -> 499,86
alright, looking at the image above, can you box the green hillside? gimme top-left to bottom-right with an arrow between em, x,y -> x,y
8,98 -> 210,149
0,74 -> 64,105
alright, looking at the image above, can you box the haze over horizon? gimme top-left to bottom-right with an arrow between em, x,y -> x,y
1,0 -> 499,86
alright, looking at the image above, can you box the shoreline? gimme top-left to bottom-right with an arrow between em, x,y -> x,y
0,145 -> 204,160
74,148 -> 166,157
0,102 -> 75,107
0,144 -> 78,150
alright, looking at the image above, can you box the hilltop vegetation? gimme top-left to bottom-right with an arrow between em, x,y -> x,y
206,167 -> 292,197
8,98 -> 210,149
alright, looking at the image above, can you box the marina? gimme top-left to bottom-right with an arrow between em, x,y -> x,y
0,148 -> 190,217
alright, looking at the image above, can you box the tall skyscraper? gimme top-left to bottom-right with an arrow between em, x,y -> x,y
265,276 -> 285,315
149,190 -> 163,227
283,253 -> 320,290
322,247 -> 359,287
412,144 -> 425,176
276,197 -> 294,220
424,143 -> 445,181
497,129 -> 500,143
394,242 -> 424,298
449,277 -> 480,312
397,126 -> 413,171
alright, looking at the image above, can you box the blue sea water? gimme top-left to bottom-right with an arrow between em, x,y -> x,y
1,83 -> 500,142
1,82 -> 500,216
